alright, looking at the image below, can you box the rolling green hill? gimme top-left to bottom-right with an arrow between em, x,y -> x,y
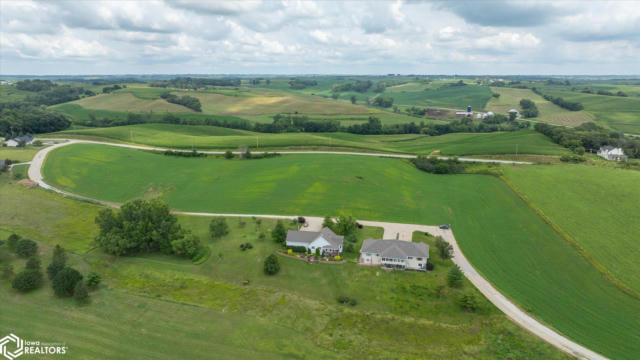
41,143 -> 640,359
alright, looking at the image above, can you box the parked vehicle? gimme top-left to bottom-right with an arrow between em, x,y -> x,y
439,224 -> 451,230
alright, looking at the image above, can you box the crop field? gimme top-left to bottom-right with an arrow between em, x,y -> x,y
539,88 -> 640,133
503,165 -> 640,296
0,84 -> 32,102
0,174 -> 565,359
390,83 -> 492,110
39,143 -> 640,359
487,87 -> 593,126
67,93 -> 197,113
47,123 -> 567,156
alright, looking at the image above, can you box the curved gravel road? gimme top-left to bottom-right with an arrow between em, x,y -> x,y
28,140 -> 605,360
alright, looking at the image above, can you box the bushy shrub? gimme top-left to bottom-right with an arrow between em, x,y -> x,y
334,255 -> 341,261
171,232 -> 202,259
74,281 -> 90,304
209,217 -> 229,239
286,246 -> 307,253
337,295 -> 357,306
52,267 -> 83,297
426,261 -> 435,271
271,221 -> 286,245
86,272 -> 101,289
263,254 -> 280,275
12,270 -> 42,292
458,292 -> 479,312
239,242 -> 253,251
560,154 -> 586,163
16,239 -> 38,258
7,233 -> 20,251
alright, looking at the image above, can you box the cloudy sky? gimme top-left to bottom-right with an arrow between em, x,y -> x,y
1,0 -> 639,75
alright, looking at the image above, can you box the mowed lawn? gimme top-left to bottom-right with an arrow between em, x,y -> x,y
391,84 -> 492,110
42,144 -> 640,359
69,92 -> 195,113
487,87 -> 593,126
504,165 -> 640,295
49,123 -> 567,155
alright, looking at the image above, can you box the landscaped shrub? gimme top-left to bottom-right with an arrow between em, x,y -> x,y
239,242 -> 253,251
25,256 -> 41,271
16,239 -> 38,258
560,154 -> 586,163
334,255 -> 341,261
286,246 -> 307,253
52,267 -> 83,297
171,232 -> 203,259
447,265 -> 464,288
12,270 -> 43,292
263,254 -> 280,275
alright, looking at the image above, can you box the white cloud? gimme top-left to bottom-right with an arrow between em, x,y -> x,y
0,0 -> 638,74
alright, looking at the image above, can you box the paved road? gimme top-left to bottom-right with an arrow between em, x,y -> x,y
27,140 -> 605,360
36,138 -> 533,164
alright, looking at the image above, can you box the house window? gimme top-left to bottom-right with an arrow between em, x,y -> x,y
417,258 -> 423,261
366,253 -> 371,256
408,257 -> 413,260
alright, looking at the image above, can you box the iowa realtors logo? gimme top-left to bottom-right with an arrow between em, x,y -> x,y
0,334 -> 67,359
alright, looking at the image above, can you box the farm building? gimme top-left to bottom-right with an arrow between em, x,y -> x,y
597,146 -> 628,161
508,109 -> 520,116
4,135 -> 34,147
286,227 -> 344,256
456,105 -> 473,117
358,239 -> 429,271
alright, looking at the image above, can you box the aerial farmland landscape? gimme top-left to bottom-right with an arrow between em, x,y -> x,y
1,1 -> 639,359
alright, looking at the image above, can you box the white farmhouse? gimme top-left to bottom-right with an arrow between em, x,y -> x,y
286,227 -> 344,256
4,135 -> 34,147
358,239 -> 429,271
597,146 -> 628,161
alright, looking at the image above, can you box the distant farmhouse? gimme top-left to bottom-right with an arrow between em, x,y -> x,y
508,109 -> 520,117
358,239 -> 429,271
4,135 -> 34,147
597,146 -> 627,161
286,227 -> 344,256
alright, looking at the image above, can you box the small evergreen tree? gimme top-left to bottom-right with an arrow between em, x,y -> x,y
12,270 -> 42,292
224,150 -> 234,159
458,292 -> 479,312
447,265 -> 464,288
435,237 -> 453,260
7,233 -> 20,251
47,245 -> 66,280
271,220 -> 287,245
74,281 -> 90,304
322,216 -> 334,229
263,254 -> 280,275
25,256 -> 41,271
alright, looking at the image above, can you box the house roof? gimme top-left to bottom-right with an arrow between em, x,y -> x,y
286,227 -> 344,248
360,239 -> 429,259
11,135 -> 33,142
508,109 -> 519,113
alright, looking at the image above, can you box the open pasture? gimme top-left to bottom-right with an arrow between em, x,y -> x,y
39,143 -> 640,359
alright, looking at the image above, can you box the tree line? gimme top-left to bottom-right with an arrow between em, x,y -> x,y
531,88 -> 584,111
534,122 -> 640,158
160,92 -> 202,112
150,77 -> 241,89
288,79 -> 317,89
0,103 -> 71,138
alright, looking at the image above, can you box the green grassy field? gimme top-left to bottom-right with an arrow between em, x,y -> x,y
40,144 -> 640,359
487,87 -> 593,126
0,145 -> 44,162
539,88 -> 640,133
503,165 -> 640,296
47,123 -> 567,156
0,172 -> 566,359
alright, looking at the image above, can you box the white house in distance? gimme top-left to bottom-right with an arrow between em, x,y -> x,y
358,239 -> 429,271
597,146 -> 628,161
286,227 -> 344,256
4,135 -> 34,147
